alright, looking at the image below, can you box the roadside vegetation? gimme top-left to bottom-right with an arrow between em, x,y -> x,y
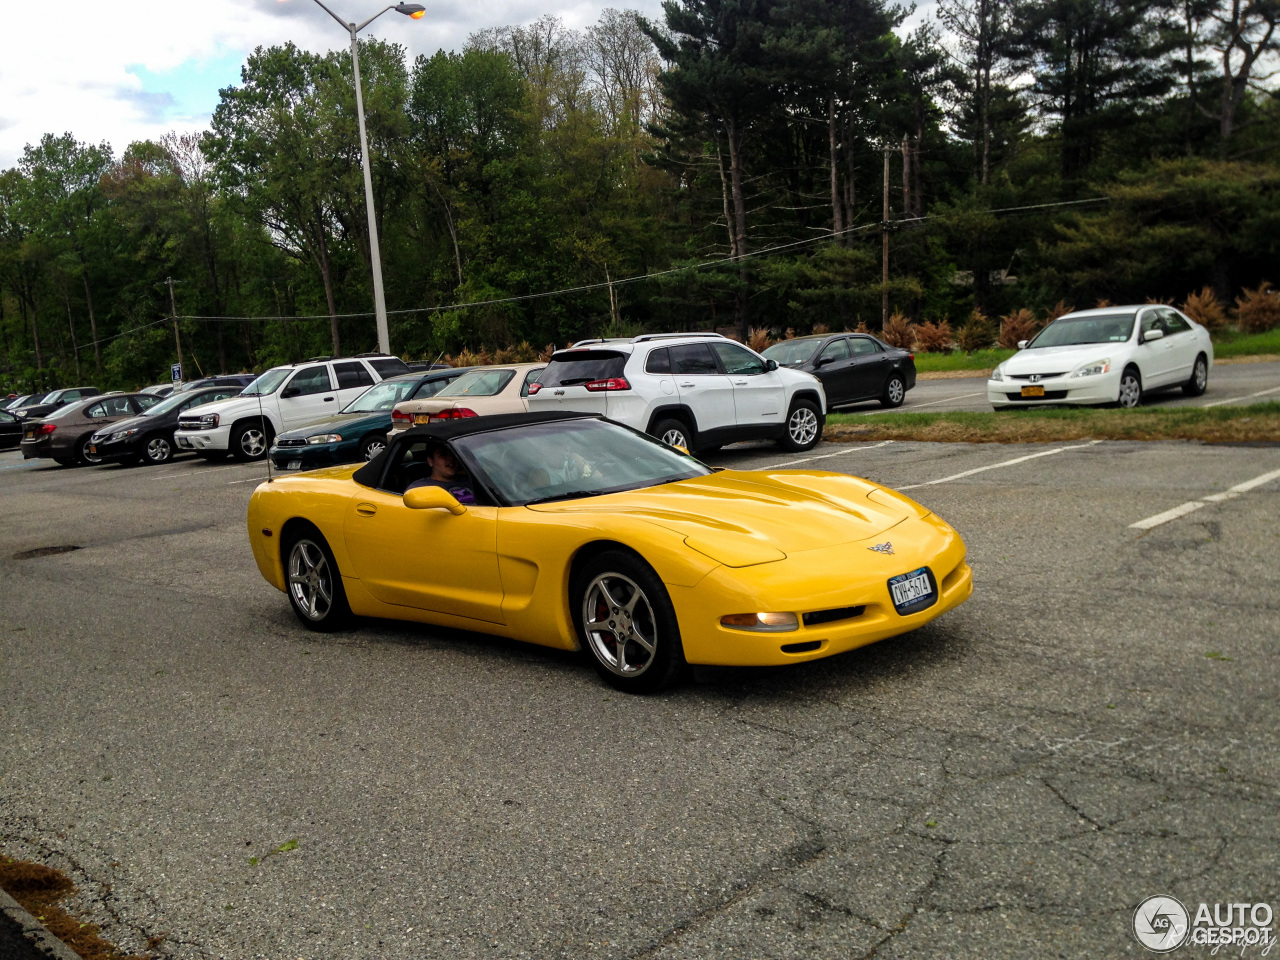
825,402 -> 1280,443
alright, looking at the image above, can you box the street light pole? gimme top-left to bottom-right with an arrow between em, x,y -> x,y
303,0 -> 425,356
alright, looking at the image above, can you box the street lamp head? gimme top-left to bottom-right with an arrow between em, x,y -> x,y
395,3 -> 426,17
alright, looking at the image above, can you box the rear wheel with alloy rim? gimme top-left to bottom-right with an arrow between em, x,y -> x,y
881,373 -> 906,408
359,434 -> 387,462
141,434 -> 174,465
284,530 -> 350,631
231,420 -> 270,461
1183,354 -> 1208,397
1117,367 -> 1142,408
777,399 -> 822,452
77,435 -> 102,465
572,550 -> 685,694
651,417 -> 693,451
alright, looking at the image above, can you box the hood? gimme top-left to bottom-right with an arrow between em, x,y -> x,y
92,413 -> 151,438
1000,343 -> 1127,376
527,470 -> 909,566
775,366 -> 822,387
277,410 -> 384,440
181,394 -> 262,420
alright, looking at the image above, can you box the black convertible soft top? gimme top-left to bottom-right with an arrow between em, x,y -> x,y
352,411 -> 598,488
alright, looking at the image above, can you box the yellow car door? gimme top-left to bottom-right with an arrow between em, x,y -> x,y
343,489 -> 505,623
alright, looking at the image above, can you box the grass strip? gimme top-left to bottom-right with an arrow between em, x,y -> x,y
825,402 -> 1280,444
1211,328 -> 1280,358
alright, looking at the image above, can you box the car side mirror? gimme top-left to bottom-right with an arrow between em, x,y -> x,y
1142,328 -> 1164,342
403,485 -> 467,515
815,356 -> 835,368
1016,340 -> 1028,350
765,358 -> 778,371
281,387 -> 302,398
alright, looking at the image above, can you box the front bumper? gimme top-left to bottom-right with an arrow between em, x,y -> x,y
89,435 -> 144,461
987,370 -> 1119,408
174,423 -> 231,452
668,513 -> 971,666
269,439 -> 357,471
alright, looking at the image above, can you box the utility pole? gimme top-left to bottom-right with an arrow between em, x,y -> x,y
165,277 -> 185,381
882,146 -> 892,328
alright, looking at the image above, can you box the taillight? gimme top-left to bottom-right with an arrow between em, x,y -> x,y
908,353 -> 915,361
39,423 -> 56,435
527,382 -> 542,394
443,408 -> 478,419
583,377 -> 631,392
391,409 -> 411,423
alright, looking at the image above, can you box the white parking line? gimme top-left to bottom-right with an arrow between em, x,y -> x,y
760,440 -> 894,470
228,475 -> 270,485
896,440 -> 1103,491
1129,467 -> 1280,530
899,390 -> 987,409
1200,384 -> 1280,408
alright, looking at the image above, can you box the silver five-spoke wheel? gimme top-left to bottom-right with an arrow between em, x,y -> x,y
1118,369 -> 1142,409
582,572 -> 658,678
787,406 -> 819,446
145,436 -> 172,464
239,428 -> 267,458
288,539 -> 334,622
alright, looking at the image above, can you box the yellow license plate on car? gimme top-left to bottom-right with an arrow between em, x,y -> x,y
413,413 -> 432,424
89,445 -> 97,453
1021,385 -> 1045,398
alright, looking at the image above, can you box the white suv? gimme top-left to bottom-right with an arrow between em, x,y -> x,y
526,333 -> 826,453
173,354 -> 410,461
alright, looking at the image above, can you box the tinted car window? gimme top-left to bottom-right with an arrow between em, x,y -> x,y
1139,311 -> 1162,339
818,338 -> 850,363
286,366 -> 333,396
368,357 -> 412,379
410,377 -> 455,400
762,339 -> 820,366
1159,308 -> 1191,334
520,367 -> 545,398
135,394 -> 161,411
334,361 -> 375,390
711,342 -> 766,375
644,347 -> 672,374
541,351 -> 628,387
86,403 -> 105,418
669,343 -> 719,374
850,337 -> 881,357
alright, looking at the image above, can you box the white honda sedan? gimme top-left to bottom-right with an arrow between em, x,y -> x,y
988,305 -> 1213,409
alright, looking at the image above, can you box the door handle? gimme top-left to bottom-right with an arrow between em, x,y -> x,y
678,381 -> 696,388
323,396 -> 335,401
355,503 -> 377,517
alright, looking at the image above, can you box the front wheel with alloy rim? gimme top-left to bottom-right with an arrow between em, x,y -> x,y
231,420 -> 271,461
359,434 -> 387,462
141,434 -> 174,465
651,417 -> 693,451
1117,367 -> 1143,408
572,550 -> 685,694
777,398 -> 823,452
284,530 -> 350,631
78,435 -> 103,465
881,373 -> 906,408
1183,354 -> 1209,397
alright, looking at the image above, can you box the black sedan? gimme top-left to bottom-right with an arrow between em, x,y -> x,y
0,409 -> 21,448
763,334 -> 916,408
12,386 -> 101,421
89,385 -> 244,465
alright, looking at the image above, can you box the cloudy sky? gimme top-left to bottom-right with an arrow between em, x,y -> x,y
0,0 -> 667,170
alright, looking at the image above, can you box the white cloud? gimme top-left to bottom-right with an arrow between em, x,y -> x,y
0,0 -> 665,169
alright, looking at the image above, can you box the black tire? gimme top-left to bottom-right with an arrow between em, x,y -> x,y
231,420 -> 271,462
777,398 -> 823,452
1183,354 -> 1209,397
140,433 -> 175,465
880,372 -> 907,408
571,549 -> 685,694
77,435 -> 103,466
282,528 -> 351,632
1117,366 -> 1142,409
651,417 -> 694,451
358,433 -> 388,462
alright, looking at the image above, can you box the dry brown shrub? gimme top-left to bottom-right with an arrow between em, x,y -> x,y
1145,295 -> 1174,305
510,341 -> 540,362
812,322 -> 830,335
1094,297 -> 1113,308
492,345 -> 518,363
956,309 -> 996,352
853,320 -> 872,334
747,327 -> 773,353
880,312 -> 915,349
1044,300 -> 1075,324
1235,282 -> 1280,332
537,343 -> 556,362
453,346 -> 493,367
784,327 -> 796,339
914,319 -> 954,353
1181,287 -> 1229,330
998,308 -> 1039,348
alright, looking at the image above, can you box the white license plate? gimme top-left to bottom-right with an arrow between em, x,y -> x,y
888,567 -> 935,614
286,460 -> 302,471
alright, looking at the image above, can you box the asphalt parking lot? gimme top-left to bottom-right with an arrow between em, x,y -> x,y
1,436 -> 1278,959
831,358 -> 1280,414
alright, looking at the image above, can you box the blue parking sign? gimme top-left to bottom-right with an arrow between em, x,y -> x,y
171,362 -> 182,382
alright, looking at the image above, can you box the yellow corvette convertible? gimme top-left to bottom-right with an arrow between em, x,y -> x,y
247,413 -> 971,693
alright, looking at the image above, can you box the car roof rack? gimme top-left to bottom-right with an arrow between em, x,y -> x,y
353,352 -> 396,358
632,332 -> 728,342
297,356 -> 334,364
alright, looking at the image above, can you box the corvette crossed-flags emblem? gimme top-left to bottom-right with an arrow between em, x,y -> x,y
868,542 -> 894,555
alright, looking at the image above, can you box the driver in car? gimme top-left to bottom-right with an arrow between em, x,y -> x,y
405,445 -> 476,505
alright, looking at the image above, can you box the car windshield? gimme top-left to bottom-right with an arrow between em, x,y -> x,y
438,369 -> 516,398
455,418 -> 711,506
343,378 -> 419,413
763,340 -> 820,366
35,391 -> 60,404
1028,313 -> 1135,348
145,390 -> 223,417
241,368 -> 291,396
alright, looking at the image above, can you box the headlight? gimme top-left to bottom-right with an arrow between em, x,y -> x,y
110,428 -> 139,440
1072,358 -> 1111,378
307,434 -> 342,444
198,413 -> 220,428
720,612 -> 799,633
990,366 -> 1004,382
